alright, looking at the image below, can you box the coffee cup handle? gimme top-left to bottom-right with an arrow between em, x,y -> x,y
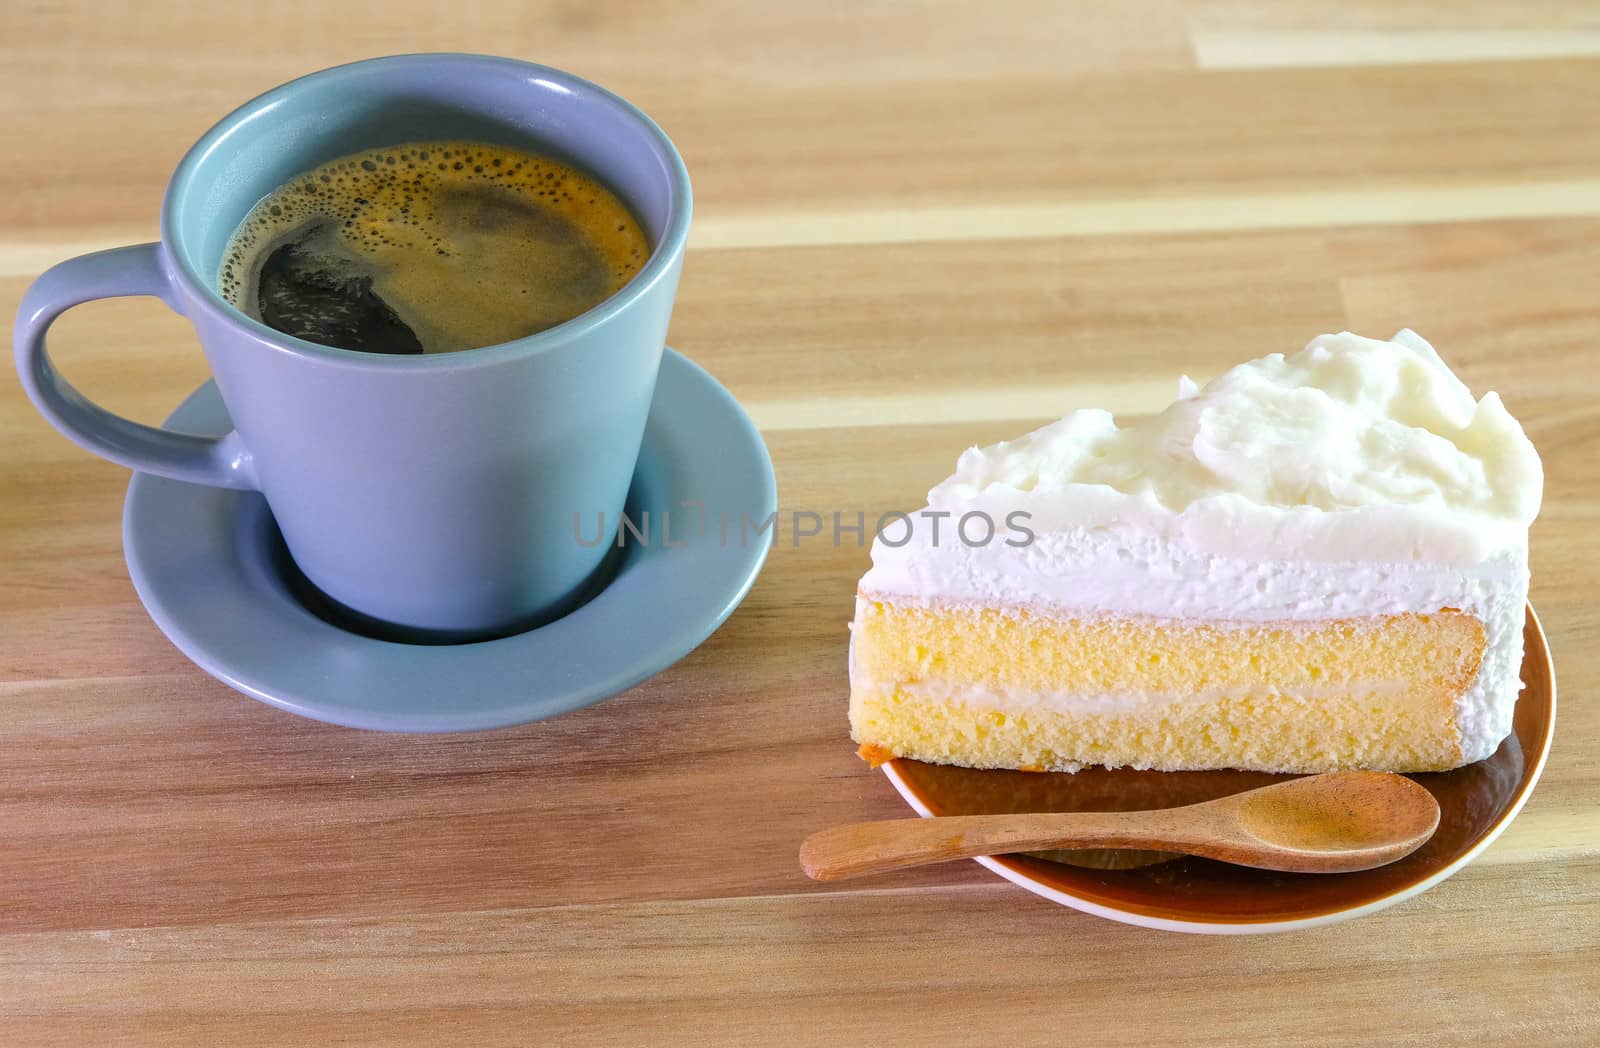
14,243 -> 257,490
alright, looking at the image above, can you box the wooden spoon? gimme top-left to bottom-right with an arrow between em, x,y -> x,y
800,771 -> 1440,881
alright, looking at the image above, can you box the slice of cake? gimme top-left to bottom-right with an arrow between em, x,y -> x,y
849,331 -> 1542,773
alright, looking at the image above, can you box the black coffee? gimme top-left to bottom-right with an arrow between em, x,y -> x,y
219,141 -> 650,354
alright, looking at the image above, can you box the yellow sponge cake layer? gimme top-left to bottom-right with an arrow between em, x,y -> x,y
849,600 -> 1487,773
851,686 -> 1467,773
854,600 -> 1485,697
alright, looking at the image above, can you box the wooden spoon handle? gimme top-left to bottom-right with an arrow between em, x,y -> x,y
799,811 -> 1190,881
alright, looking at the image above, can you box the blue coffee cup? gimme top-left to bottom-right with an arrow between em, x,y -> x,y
14,54 -> 692,641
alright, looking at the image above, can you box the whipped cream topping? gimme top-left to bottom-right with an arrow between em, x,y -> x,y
924,330 -> 1541,565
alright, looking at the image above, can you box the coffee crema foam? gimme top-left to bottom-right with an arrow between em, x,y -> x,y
219,141 -> 650,354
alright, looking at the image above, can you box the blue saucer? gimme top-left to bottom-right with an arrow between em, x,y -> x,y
122,349 -> 776,731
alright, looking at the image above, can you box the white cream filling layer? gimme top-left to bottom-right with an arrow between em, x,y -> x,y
860,526 -> 1526,623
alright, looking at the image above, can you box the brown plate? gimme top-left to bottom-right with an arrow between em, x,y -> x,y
882,604 -> 1556,933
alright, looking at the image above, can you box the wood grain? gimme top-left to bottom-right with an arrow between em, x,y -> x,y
4,858 -> 1598,1048
1,2 -> 1597,1045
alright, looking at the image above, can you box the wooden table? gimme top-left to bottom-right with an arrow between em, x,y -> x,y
3,4 -> 1597,1044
